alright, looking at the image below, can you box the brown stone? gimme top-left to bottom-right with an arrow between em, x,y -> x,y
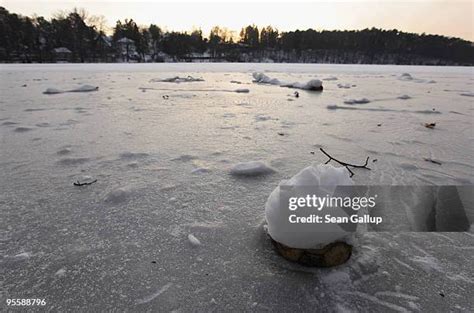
270,237 -> 352,267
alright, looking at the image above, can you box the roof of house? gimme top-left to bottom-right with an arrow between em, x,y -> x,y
53,47 -> 72,53
117,37 -> 135,44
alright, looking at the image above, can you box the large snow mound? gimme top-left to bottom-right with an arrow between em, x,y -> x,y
265,164 -> 354,249
252,72 -> 323,91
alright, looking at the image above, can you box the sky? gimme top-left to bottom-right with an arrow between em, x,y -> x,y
2,0 -> 473,41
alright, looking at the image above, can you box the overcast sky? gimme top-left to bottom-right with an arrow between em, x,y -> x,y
2,0 -> 473,40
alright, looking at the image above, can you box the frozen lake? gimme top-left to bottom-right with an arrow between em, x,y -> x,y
1,63 -> 473,311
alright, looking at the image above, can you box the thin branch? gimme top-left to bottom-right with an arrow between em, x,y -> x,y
320,148 -> 371,177
73,179 -> 97,186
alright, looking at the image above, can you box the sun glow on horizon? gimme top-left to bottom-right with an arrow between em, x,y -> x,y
2,0 -> 473,41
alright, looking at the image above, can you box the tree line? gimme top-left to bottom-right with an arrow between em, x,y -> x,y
1,6 -> 473,65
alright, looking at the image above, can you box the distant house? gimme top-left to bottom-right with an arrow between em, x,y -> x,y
95,35 -> 114,62
52,47 -> 72,62
116,37 -> 138,62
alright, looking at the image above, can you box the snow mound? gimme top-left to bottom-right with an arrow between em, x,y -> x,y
265,164 -> 354,249
55,268 -> 67,277
192,167 -> 210,174
398,73 -> 435,84
43,85 -> 98,94
104,187 -> 133,204
230,161 -> 275,177
58,157 -> 90,165
43,88 -> 62,94
337,83 -> 351,89
398,95 -> 412,100
188,234 -> 202,246
14,127 -> 34,132
74,175 -> 96,184
281,79 -> 323,91
252,72 -> 281,85
150,76 -> 204,83
119,152 -> 149,159
57,148 -> 72,155
399,73 -> 414,81
70,85 -> 99,92
343,98 -> 370,105
252,73 -> 323,91
13,252 -> 32,260
255,114 -> 272,121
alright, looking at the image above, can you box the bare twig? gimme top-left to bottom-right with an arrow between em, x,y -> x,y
424,158 -> 442,165
73,179 -> 97,186
319,148 -> 371,177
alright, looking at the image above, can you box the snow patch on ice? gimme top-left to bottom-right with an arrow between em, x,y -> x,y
230,161 -> 275,177
411,255 -> 442,272
43,88 -> 62,94
74,175 -> 96,184
58,157 -> 90,165
119,152 -> 149,159
43,85 -> 98,94
70,85 -> 99,92
344,98 -> 370,105
397,95 -> 412,100
57,148 -> 72,155
255,114 -> 273,121
192,167 -> 210,174
14,126 -> 34,132
252,73 -> 323,91
398,73 -> 435,84
322,271 -> 352,287
337,83 -> 352,89
13,252 -> 32,259
172,155 -> 198,162
136,283 -> 173,304
150,76 -> 204,83
103,186 -> 133,204
399,73 -> 414,81
188,234 -> 202,246
55,268 -> 67,277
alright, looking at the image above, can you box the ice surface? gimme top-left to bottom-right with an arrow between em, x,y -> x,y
265,164 -> 354,248
1,63 -> 473,311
